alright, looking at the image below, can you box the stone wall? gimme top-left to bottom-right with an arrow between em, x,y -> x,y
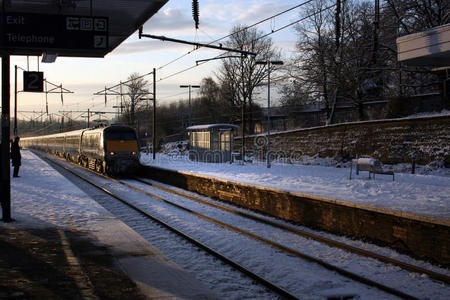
239,115 -> 450,165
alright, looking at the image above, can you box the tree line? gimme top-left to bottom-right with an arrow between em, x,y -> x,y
16,1 -> 449,141
121,0 -> 449,143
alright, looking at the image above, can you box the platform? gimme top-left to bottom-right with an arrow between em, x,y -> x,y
139,164 -> 450,265
1,151 -> 217,299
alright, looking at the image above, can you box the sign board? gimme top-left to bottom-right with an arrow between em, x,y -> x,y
0,13 -> 108,55
23,71 -> 44,92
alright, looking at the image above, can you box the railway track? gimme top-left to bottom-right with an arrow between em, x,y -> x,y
40,152 -> 449,299
112,177 -> 429,300
40,154 -> 298,299
131,177 -> 450,285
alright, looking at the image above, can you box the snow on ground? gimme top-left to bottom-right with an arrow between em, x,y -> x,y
4,150 -> 449,299
7,151 -> 218,300
140,152 -> 450,222
9,150 -> 114,229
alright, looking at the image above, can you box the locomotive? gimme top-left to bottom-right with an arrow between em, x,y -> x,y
21,124 -> 140,175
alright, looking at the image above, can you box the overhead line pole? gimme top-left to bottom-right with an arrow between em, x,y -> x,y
255,60 -> 284,168
180,84 -> 200,127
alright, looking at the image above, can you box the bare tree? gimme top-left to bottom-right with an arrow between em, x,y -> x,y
383,0 -> 448,109
289,0 -> 336,120
385,0 -> 450,35
123,72 -> 150,126
216,25 -> 279,133
193,77 -> 233,124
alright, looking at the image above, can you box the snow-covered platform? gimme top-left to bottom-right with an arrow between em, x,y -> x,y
1,151 -> 217,299
141,153 -> 450,222
139,153 -> 450,264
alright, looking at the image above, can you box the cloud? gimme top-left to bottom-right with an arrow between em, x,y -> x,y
111,39 -> 193,56
274,40 -> 297,52
204,1 -> 293,27
144,8 -> 192,33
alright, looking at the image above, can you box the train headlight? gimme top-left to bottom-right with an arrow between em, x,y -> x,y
132,151 -> 137,155
109,152 -> 115,156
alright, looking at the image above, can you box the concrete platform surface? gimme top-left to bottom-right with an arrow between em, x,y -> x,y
1,151 -> 218,299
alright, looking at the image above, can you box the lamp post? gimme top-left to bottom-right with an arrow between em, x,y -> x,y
255,60 -> 283,168
196,55 -> 245,160
180,84 -> 200,127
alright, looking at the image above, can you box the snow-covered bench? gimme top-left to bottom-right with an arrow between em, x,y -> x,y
231,152 -> 243,164
168,149 -> 183,158
349,158 -> 394,181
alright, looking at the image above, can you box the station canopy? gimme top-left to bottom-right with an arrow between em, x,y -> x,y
0,0 -> 169,57
397,24 -> 450,68
186,124 -> 240,132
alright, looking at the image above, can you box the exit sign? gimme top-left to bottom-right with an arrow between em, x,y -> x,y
0,12 -> 108,54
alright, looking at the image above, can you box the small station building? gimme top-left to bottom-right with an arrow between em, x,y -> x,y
187,124 -> 239,163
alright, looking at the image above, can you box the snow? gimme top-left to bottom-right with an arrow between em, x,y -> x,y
353,157 -> 378,165
5,150 -> 217,299
186,124 -> 239,130
3,150 -> 449,299
9,150 -> 111,229
140,152 -> 450,222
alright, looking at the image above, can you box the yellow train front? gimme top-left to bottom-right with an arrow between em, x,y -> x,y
80,125 -> 139,175
102,125 -> 140,174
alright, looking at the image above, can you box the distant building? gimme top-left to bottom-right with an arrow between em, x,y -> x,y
187,124 -> 239,163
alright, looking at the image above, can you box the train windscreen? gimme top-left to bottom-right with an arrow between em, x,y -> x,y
105,129 -> 136,141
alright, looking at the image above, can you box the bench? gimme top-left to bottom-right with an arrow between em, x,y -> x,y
168,149 -> 182,158
231,152 -> 243,164
349,158 -> 394,181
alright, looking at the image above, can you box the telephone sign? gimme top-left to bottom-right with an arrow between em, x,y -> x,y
0,13 -> 108,55
23,71 -> 44,92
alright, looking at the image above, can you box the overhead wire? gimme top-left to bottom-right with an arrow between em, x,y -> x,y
30,1 -> 332,123
154,0 -> 315,72
85,0 -> 326,113
154,2 -> 337,85
158,91 -> 190,101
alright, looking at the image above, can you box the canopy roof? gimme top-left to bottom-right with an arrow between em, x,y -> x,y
397,24 -> 450,67
187,124 -> 240,131
0,0 -> 169,57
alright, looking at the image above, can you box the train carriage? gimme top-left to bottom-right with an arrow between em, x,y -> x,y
48,133 -> 65,157
22,124 -> 140,175
64,129 -> 85,162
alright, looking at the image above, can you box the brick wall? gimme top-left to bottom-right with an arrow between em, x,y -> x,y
239,115 -> 450,165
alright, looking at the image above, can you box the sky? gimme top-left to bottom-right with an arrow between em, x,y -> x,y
9,0 -> 303,122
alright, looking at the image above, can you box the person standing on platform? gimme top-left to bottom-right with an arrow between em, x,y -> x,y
11,136 -> 21,178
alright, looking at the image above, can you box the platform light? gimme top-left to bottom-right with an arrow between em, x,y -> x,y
255,60 -> 284,168
42,53 -> 58,63
180,84 -> 200,127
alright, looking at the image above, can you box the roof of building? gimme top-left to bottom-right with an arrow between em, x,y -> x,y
397,23 -> 450,67
186,124 -> 239,131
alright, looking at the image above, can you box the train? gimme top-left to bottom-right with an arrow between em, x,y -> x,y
21,124 -> 140,175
